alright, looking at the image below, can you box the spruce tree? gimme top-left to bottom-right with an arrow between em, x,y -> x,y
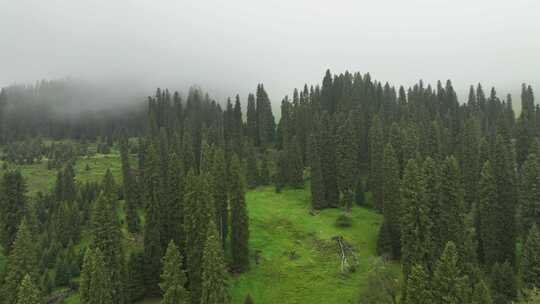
462,117 -> 481,209
523,224 -> 540,288
184,171 -> 214,304
2,219 -> 36,304
471,279 -> 492,304
166,151 -> 185,252
287,137 -> 304,188
400,160 -> 432,288
520,153 -> 540,235
244,294 -> 254,304
246,94 -> 258,146
490,262 -> 517,304
259,153 -> 270,186
377,143 -> 401,259
143,144 -> 165,296
319,113 -> 339,208
405,264 -> 433,304
200,221 -> 229,304
432,241 -> 470,304
90,183 -> 127,304
438,156 -> 467,263
120,134 -> 139,233
477,161 -> 496,266
368,115 -> 384,210
160,241 -> 190,304
336,115 -> 357,210
309,134 -> 325,210
15,274 -> 41,304
126,251 -> 146,303
211,148 -> 228,247
246,145 -> 259,189
230,156 -> 250,273
0,170 -> 27,253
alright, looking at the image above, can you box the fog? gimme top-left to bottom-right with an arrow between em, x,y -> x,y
1,0 -> 539,106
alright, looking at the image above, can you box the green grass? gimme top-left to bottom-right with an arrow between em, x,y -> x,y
6,149 -> 387,304
228,187 -> 383,304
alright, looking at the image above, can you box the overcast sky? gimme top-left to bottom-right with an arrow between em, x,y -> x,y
1,0 -> 539,105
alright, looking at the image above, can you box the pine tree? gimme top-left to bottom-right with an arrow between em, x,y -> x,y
287,137 -> 304,188
246,94 -> 258,146
477,161 -> 496,266
377,143 -> 401,259
259,153 -> 270,185
432,241 -> 470,304
471,279 -> 492,304
401,160 -> 432,288
166,151 -> 185,252
120,134 -> 139,233
15,274 -> 41,304
319,113 -> 339,208
143,144 -> 165,296
0,170 -> 27,253
246,145 -> 259,189
81,248 -> 114,304
184,171 -> 214,304
255,84 -> 276,147
520,153 -> 540,235
523,224 -> 540,288
211,149 -> 228,247
126,251 -> 146,303
230,156 -> 249,273
336,115 -> 357,210
369,115 -> 384,210
1,219 -> 36,304
200,221 -> 229,304
309,134 -> 325,210
438,156 -> 467,263
405,264 -> 433,304
91,173 -> 127,304
490,262 -> 517,304
462,117 -> 481,209
160,241 -> 190,304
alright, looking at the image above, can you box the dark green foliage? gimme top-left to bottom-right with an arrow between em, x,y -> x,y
368,115 -> 384,210
127,251 -> 146,303
143,144 -> 165,296
462,117 -> 481,209
400,159 -> 433,289
286,137 -> 304,188
523,224 -> 540,288
490,262 -> 517,304
165,151 -> 185,252
230,156 -> 250,273
1,219 -> 36,304
246,145 -> 259,189
335,213 -> 352,228
79,248 -> 113,304
15,274 -> 41,304
520,153 -> 540,236
477,161 -> 496,266
259,153 -> 270,185
211,149 -> 228,247
438,157 -> 467,263
354,179 -> 365,206
201,221 -> 229,304
160,241 -> 189,304
405,264 -> 433,304
377,143 -> 401,259
184,171 -> 214,304
90,180 -> 127,304
0,170 -> 27,253
471,279 -> 492,304
120,134 -> 139,233
244,294 -> 254,304
319,113 -> 339,208
336,114 -> 357,210
432,242 -> 470,303
360,258 -> 400,304
246,94 -> 258,146
255,84 -> 276,147
309,134 -> 325,210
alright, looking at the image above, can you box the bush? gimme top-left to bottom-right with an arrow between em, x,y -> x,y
335,214 -> 352,228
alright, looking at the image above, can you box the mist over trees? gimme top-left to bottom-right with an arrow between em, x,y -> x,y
0,69 -> 538,303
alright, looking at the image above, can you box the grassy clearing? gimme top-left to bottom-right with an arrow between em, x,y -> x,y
228,186 -> 384,304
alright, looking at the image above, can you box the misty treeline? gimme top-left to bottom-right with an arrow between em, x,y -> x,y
0,79 -> 146,142
0,69 -> 539,304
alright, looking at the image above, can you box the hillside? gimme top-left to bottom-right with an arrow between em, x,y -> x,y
0,149 -> 388,304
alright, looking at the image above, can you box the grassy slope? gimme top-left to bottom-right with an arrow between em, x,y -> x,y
0,150 -> 387,304
229,187 -> 382,304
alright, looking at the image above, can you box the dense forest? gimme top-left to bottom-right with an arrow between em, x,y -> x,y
0,70 -> 539,304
